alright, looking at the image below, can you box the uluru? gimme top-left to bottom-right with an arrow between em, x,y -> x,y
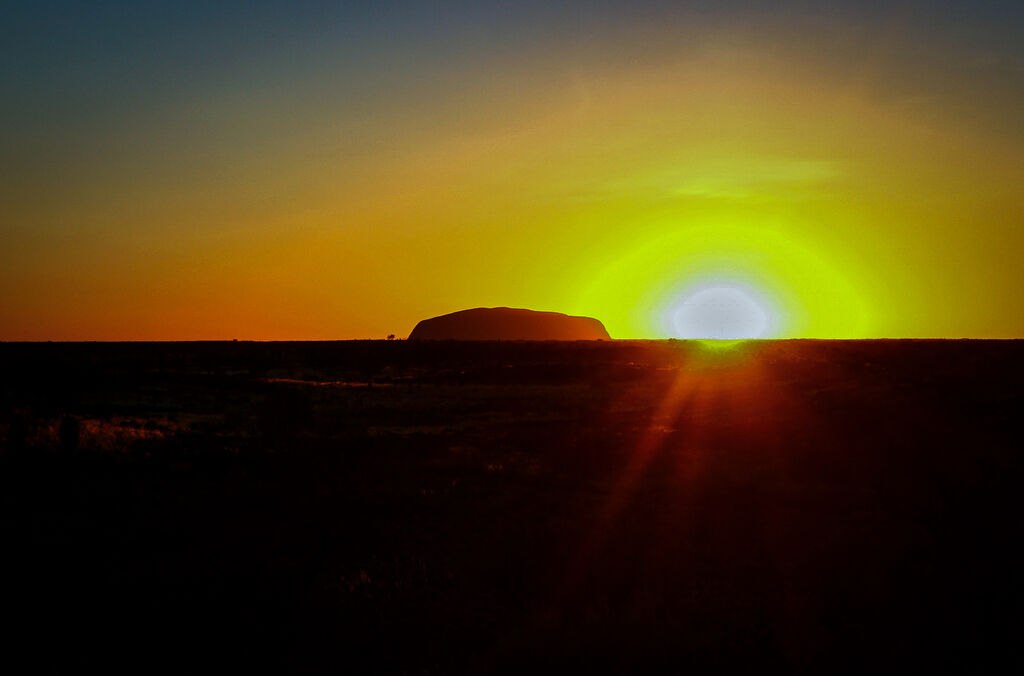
408,307 -> 611,341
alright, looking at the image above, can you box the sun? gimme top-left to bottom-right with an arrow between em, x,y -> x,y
671,285 -> 772,339
570,219 -> 873,339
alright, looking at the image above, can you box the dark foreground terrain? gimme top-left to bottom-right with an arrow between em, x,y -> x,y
1,340 -> 1022,673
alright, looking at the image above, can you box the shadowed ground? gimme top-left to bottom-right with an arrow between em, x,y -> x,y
1,340 -> 1021,673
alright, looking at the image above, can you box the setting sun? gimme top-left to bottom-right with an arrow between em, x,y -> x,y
671,286 -> 771,339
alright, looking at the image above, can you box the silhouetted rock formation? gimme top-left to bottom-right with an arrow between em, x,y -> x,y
408,307 -> 610,341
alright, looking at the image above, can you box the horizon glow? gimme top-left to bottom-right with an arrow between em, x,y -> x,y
2,2 -> 1023,340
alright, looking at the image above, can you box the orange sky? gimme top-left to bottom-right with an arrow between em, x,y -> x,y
3,3 -> 1023,339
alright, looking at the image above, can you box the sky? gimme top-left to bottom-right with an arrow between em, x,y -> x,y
2,1 -> 1023,339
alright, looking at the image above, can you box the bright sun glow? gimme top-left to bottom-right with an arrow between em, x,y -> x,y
672,285 -> 770,339
571,219 -> 873,339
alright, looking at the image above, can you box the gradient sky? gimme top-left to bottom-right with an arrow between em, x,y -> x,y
3,1 -> 1023,339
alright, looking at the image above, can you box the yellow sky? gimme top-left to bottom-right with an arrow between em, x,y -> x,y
3,18 -> 1022,339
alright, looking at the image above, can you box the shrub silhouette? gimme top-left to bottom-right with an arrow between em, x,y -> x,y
59,415 -> 80,453
6,413 -> 28,454
258,387 -> 312,450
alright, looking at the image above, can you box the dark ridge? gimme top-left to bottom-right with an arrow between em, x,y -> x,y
408,307 -> 610,341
